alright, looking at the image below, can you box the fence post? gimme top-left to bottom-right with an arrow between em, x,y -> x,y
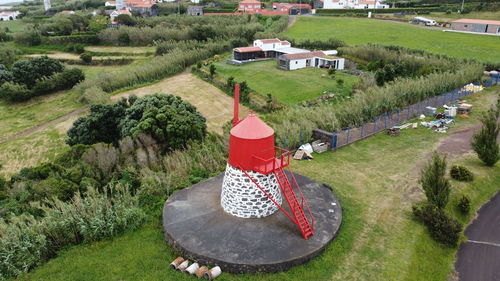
397,110 -> 400,123
283,136 -> 287,150
408,105 -> 411,120
331,132 -> 337,150
346,127 -> 351,144
384,113 -> 387,128
373,118 -> 377,133
361,122 -> 365,137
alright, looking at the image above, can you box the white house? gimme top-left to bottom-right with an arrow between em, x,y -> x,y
0,11 -> 19,21
190,0 -> 200,3
278,51 -> 344,70
110,8 -> 132,21
232,38 -> 345,71
323,0 -> 388,9
105,1 -> 117,6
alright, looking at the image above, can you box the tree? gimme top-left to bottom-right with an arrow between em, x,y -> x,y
420,152 -> 451,209
11,56 -> 64,88
209,64 -> 216,78
80,53 -> 93,64
226,76 -> 235,91
116,14 -> 136,26
0,45 -> 17,66
14,29 -> 41,46
88,15 -> 108,33
67,101 -> 128,146
120,94 -> 206,149
0,64 -> 13,85
471,105 -> 500,166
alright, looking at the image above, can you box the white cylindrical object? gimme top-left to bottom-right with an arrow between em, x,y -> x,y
169,257 -> 184,269
186,262 -> 200,275
177,260 -> 189,272
204,266 -> 222,280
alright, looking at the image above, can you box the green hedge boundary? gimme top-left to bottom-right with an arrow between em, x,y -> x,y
316,7 -> 440,14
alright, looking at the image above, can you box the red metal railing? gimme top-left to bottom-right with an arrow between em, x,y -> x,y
285,166 -> 315,232
251,146 -> 290,175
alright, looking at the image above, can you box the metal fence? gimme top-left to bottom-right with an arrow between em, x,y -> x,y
312,78 -> 499,151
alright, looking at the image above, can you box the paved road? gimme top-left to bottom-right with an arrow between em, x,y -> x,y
455,191 -> 500,281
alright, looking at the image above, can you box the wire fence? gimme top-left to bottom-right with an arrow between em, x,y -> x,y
310,77 -> 499,151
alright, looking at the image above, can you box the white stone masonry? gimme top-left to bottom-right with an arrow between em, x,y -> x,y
221,164 -> 282,218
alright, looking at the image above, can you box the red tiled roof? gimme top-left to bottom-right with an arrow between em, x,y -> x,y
234,46 -> 262,53
280,40 -> 290,44
359,1 -> 376,4
240,0 -> 260,3
452,18 -> 500,25
205,12 -> 243,15
282,51 -> 326,60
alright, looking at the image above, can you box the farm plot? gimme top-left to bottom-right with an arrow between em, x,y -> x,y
113,72 -> 249,134
25,52 -> 147,61
84,46 -> 155,55
209,59 -> 359,105
284,17 -> 500,64
17,87 -> 500,281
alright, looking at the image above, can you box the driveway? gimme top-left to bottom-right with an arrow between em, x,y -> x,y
455,191 -> 500,281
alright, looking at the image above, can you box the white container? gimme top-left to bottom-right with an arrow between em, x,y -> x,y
186,262 -> 199,275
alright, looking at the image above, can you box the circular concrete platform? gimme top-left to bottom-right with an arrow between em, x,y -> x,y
162,171 -> 342,273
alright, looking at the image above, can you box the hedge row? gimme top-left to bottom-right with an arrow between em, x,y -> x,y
316,7 -> 440,14
42,34 -> 99,45
203,8 -> 236,13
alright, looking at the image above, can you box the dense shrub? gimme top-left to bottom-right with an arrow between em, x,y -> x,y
0,185 -> 145,280
80,53 -> 93,64
31,68 -> 85,96
65,43 -> 85,54
0,45 -> 18,66
14,29 -> 41,46
294,38 -> 345,50
68,94 -> 206,150
11,56 -> 64,88
472,106 -> 500,166
412,203 -> 463,246
0,82 -> 31,102
0,65 -> 13,86
42,34 -> 99,45
457,195 -> 471,214
450,165 -> 474,181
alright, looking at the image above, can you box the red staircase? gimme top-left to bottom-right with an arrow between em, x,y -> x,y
274,167 -> 314,239
238,147 -> 315,240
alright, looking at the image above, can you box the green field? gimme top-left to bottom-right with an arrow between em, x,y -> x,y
0,20 -> 30,33
284,17 -> 500,64
210,59 -> 359,105
18,87 -> 500,281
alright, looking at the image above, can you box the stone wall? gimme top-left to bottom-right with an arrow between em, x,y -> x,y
221,164 -> 282,218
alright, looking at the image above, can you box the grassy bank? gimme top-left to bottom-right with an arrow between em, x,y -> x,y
284,17 -> 500,64
17,87 -> 500,281
210,58 -> 359,105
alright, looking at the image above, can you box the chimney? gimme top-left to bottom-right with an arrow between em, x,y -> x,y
233,84 -> 240,127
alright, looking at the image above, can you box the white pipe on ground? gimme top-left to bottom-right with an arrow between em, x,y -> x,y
195,266 -> 209,279
186,262 -> 200,275
177,260 -> 189,272
169,257 -> 184,269
203,266 -> 222,280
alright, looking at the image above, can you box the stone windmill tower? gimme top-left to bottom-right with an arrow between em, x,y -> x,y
220,85 -> 314,239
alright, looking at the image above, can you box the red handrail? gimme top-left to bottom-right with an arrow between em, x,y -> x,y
285,165 -> 315,231
251,147 -> 290,174
237,164 -> 298,224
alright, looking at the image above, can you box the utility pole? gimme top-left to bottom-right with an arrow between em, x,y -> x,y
461,0 -> 465,11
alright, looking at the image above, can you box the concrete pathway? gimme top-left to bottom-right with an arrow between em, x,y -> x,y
455,191 -> 500,281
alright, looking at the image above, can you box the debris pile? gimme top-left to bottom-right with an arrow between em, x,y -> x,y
461,83 -> 483,93
170,257 -> 222,280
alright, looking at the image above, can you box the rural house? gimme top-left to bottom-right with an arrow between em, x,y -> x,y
278,50 -> 344,70
450,19 -> 500,35
187,5 -> 203,15
272,3 -> 311,15
115,0 -> 158,17
238,0 -> 261,12
0,11 -> 19,21
110,8 -> 132,21
231,38 -> 345,71
321,0 -> 388,9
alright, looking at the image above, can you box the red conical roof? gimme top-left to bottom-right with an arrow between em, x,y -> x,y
230,112 -> 274,140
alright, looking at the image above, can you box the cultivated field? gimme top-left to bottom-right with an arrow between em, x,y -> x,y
284,17 -> 500,63
18,87 -> 500,281
0,19 -> 29,33
113,72 -> 249,134
84,46 -> 155,54
210,59 -> 359,105
25,52 -> 148,61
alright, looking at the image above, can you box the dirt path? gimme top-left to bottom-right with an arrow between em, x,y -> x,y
287,15 -> 297,29
0,106 -> 88,144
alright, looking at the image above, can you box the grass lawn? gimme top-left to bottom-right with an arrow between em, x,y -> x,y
0,90 -> 82,137
0,125 -> 70,177
18,87 -> 500,281
284,17 -> 500,64
210,59 -> 359,105
0,20 -> 30,33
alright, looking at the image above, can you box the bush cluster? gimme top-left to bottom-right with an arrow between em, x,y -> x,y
450,165 -> 474,181
0,56 -> 84,102
67,94 -> 207,151
0,185 -> 145,280
457,195 -> 471,214
412,203 -> 463,246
